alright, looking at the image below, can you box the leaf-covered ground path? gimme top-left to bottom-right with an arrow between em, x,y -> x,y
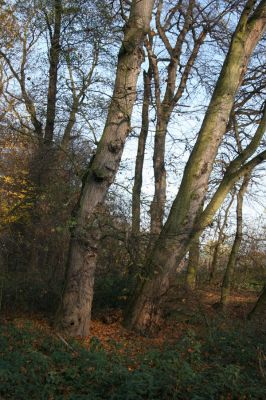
1,288 -> 259,352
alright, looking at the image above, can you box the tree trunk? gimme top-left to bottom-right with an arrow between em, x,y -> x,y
220,174 -> 250,306
56,0 -> 154,337
186,202 -> 204,290
132,67 -> 152,236
149,117 -> 168,236
124,1 -> 266,334
209,194 -> 234,284
186,236 -> 200,290
44,0 -> 62,145
148,1 -> 206,240
248,284 -> 266,319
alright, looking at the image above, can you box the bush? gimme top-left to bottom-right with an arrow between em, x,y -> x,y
0,320 -> 265,399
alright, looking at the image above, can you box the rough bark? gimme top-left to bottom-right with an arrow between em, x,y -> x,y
220,174 -> 250,306
132,67 -> 152,236
196,102 -> 266,230
56,0 -> 155,337
125,0 -> 266,334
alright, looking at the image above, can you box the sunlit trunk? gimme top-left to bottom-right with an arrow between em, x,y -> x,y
125,1 -> 266,334
56,0 -> 154,336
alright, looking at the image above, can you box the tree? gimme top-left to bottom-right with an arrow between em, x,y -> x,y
186,237 -> 200,290
131,63 -> 152,237
0,0 -> 117,271
56,0 -> 155,337
209,194 -> 234,284
248,284 -> 266,319
125,0 -> 266,334
220,173 -> 251,307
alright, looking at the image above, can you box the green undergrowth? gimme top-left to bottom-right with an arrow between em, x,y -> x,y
0,320 -> 265,399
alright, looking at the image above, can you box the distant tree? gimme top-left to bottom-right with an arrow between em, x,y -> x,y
209,194 -> 235,284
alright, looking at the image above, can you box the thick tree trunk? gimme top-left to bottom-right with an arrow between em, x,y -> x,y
220,174 -> 250,306
186,236 -> 200,290
132,68 -> 152,236
56,0 -> 154,336
125,1 -> 266,334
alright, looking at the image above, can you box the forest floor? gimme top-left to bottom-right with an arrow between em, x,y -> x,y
1,288 -> 258,352
0,288 -> 265,399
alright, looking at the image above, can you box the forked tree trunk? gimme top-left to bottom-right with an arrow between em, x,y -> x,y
124,1 -> 266,334
27,1 -> 62,272
148,1 -> 206,240
220,174 -> 250,307
56,0 -> 154,336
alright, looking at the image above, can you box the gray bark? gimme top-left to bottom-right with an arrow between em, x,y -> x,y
56,0 -> 155,337
132,67 -> 152,236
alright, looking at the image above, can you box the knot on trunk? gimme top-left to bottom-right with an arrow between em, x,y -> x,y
108,139 -> 123,154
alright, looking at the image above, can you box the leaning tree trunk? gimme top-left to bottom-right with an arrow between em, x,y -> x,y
248,284 -> 266,319
124,1 -> 266,334
220,174 -> 250,307
56,0 -> 154,337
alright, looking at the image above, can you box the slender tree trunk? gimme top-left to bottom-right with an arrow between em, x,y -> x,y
186,236 -> 200,290
186,202 -> 204,290
124,1 -> 266,334
220,174 -> 250,306
30,0 -> 62,186
248,284 -> 266,319
44,0 -> 62,145
27,0 -> 62,281
132,67 -> 152,236
209,194 -> 234,284
150,117 -> 168,236
56,0 -> 154,337
148,0 -> 206,240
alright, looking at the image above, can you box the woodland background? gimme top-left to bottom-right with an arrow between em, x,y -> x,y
0,1 -> 265,398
